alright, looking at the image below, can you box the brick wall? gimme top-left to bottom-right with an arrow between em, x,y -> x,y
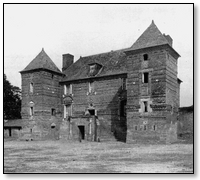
20,70 -> 63,140
61,75 -> 127,141
126,46 -> 179,143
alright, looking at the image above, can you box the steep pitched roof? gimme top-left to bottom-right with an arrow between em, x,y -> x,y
20,49 -> 62,74
61,48 -> 128,82
129,20 -> 170,51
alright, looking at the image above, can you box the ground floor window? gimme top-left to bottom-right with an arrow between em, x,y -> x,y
30,107 -> 34,116
51,108 -> 56,116
64,105 -> 72,118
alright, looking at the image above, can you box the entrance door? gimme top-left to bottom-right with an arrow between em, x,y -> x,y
120,100 -> 127,118
78,126 -> 85,140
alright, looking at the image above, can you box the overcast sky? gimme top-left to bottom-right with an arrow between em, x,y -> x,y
4,4 -> 193,107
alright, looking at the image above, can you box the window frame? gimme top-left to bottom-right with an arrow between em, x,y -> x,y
143,72 -> 149,83
143,54 -> 148,61
89,81 -> 95,93
30,107 -> 34,116
30,82 -> 34,93
51,108 -> 56,116
143,101 -> 148,112
64,84 -> 72,95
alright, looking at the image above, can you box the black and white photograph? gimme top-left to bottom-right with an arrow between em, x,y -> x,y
3,3 -> 194,174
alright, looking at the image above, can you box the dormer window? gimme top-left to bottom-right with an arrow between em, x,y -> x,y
89,65 -> 96,76
88,63 -> 102,77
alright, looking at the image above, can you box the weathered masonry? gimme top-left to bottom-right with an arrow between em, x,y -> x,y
19,20 -> 182,143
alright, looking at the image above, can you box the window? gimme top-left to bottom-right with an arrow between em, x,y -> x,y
144,125 -> 147,131
143,72 -> 149,83
51,108 -> 56,116
122,78 -> 127,90
30,107 -> 34,116
30,83 -> 33,93
135,126 -> 138,131
51,74 -> 54,79
89,64 -> 96,76
64,105 -> 72,118
89,81 -> 95,93
64,84 -> 72,95
153,125 -> 156,131
143,101 -> 148,112
143,54 -> 148,61
88,109 -> 95,116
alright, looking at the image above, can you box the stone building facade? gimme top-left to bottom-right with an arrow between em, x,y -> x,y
19,21 -> 181,143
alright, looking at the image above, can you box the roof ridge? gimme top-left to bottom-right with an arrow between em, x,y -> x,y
82,47 -> 129,58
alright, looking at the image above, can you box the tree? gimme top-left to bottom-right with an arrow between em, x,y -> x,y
4,74 -> 21,120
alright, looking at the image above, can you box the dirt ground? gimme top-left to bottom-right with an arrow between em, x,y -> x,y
4,140 -> 193,173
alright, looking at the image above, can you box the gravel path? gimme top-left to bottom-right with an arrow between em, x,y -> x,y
4,140 -> 193,173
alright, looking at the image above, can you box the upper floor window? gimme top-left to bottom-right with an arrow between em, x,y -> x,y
64,84 -> 72,95
89,81 -> 95,93
143,54 -> 148,61
143,101 -> 148,112
142,72 -> 149,83
153,125 -> 156,131
89,65 -> 96,76
51,108 -> 56,116
30,83 -> 33,93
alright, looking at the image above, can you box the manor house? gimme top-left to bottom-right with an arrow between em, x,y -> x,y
19,21 -> 181,143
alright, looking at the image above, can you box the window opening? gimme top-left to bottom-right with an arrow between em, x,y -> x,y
143,54 -> 148,61
30,83 -> 33,93
30,107 -> 34,116
51,108 -> 56,116
64,84 -> 72,95
153,125 -> 156,131
144,101 -> 148,112
143,73 -> 149,83
135,126 -> 138,131
89,81 -> 94,93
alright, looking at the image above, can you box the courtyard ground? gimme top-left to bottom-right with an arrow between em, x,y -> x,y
4,140 -> 193,173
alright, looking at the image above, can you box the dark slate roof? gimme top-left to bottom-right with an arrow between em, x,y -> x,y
4,119 -> 25,127
61,48 -> 128,82
128,20 -> 170,51
61,21 -> 181,82
179,105 -> 193,113
20,49 -> 62,74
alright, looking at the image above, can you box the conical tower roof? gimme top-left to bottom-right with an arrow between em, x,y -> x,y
20,48 -> 62,74
129,20 -> 170,51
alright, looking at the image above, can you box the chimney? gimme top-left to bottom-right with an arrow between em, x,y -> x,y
62,54 -> 74,72
163,34 -> 173,47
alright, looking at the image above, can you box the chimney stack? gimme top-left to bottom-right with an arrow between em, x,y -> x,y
62,54 -> 74,72
163,34 -> 173,47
